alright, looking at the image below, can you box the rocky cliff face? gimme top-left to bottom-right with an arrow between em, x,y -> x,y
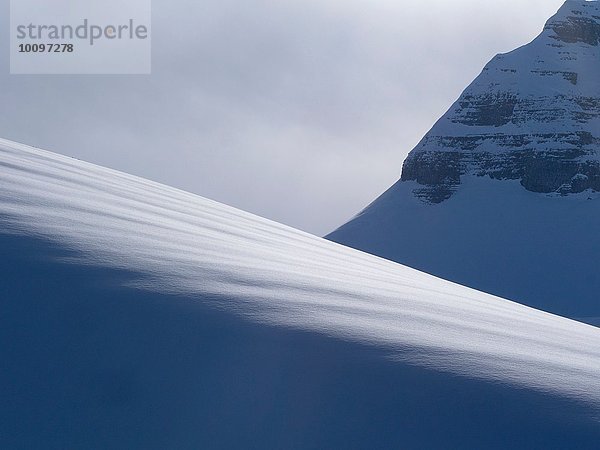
401,0 -> 600,203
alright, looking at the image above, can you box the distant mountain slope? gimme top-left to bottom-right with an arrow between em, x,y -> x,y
328,0 -> 600,324
2,138 -> 600,448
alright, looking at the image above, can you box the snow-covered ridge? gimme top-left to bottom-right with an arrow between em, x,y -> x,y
1,137 -> 600,408
401,0 -> 600,202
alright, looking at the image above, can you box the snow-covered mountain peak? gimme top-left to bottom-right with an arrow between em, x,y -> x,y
399,0 -> 600,203
327,3 -> 600,325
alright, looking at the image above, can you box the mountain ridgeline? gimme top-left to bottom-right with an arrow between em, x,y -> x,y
328,0 -> 600,325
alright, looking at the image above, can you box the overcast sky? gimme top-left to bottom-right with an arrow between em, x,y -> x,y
0,0 -> 566,235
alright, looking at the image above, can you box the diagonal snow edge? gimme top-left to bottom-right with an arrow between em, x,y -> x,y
1,137 -> 600,408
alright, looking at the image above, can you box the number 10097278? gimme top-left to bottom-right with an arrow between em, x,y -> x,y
18,43 -> 74,53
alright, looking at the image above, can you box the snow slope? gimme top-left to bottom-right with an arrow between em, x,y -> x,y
1,138 -> 600,449
328,175 -> 600,325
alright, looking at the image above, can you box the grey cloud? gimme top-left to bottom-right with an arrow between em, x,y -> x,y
0,0 -> 565,234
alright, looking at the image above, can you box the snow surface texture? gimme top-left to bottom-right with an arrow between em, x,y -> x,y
329,1 -> 600,325
2,138 -> 600,449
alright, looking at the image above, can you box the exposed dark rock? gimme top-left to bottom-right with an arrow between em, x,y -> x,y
453,93 -> 518,127
401,131 -> 600,203
531,70 -> 578,85
549,16 -> 600,46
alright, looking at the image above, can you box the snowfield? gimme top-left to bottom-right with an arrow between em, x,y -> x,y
327,175 -> 600,325
1,138 -> 600,449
